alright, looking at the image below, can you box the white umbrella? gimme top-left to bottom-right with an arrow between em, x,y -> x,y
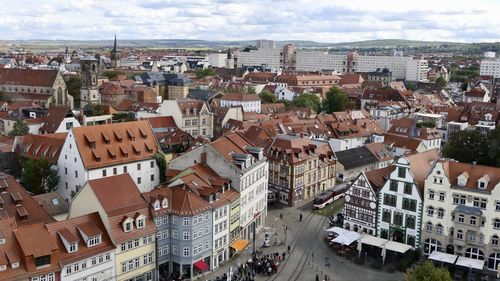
357,236 -> 363,257
381,244 -> 387,264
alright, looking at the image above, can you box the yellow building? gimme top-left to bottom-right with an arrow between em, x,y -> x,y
69,174 -> 157,281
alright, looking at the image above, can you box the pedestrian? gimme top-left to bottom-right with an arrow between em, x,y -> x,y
287,245 -> 291,253
299,213 -> 303,221
282,251 -> 286,260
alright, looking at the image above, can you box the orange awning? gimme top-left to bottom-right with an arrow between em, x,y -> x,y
231,239 -> 249,251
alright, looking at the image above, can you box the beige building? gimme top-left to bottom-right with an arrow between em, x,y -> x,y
167,85 -> 188,100
69,174 -> 157,281
422,160 -> 500,271
158,99 -> 214,138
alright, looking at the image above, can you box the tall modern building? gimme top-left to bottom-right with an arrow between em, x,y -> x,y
480,58 -> 500,78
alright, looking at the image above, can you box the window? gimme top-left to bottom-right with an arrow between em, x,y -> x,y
183,247 -> 190,257
428,190 -> 435,200
123,166 -> 127,173
426,222 -> 433,232
124,221 -> 133,232
470,216 -> 477,225
453,194 -> 466,205
143,252 -> 153,265
406,215 -> 415,229
402,198 -> 416,211
494,219 -> 500,229
172,245 -> 178,255
75,170 -> 78,178
172,230 -> 178,239
88,235 -> 101,247
389,181 -> 397,192
137,218 -> 145,229
398,167 -> 406,178
492,235 -> 499,246
496,202 -> 500,212
403,183 -> 412,195
458,214 -> 464,223
436,224 -> 443,235
183,231 -> 190,240
393,212 -> 403,226
143,234 -> 152,244
137,177 -> 141,184
137,163 -> 141,170
68,242 -> 77,253
465,247 -> 484,260
183,217 -> 190,226
437,208 -> 444,219
427,206 -> 434,217
439,192 -> 445,201
457,230 -> 463,240
35,255 -> 51,267
113,167 -> 117,175
151,174 -> 155,182
150,161 -> 154,168
383,194 -> 397,207
102,169 -> 107,177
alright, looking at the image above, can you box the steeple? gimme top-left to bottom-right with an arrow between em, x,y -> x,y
112,34 -> 117,52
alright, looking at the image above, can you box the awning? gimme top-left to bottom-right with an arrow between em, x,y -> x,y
193,260 -> 209,272
384,241 -> 412,254
332,231 -> 361,246
359,235 -> 387,248
325,227 -> 348,235
231,239 -> 249,252
428,251 -> 458,264
455,256 -> 485,270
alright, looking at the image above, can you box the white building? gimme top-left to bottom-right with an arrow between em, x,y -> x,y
157,99 -> 214,138
220,93 -> 261,113
169,132 -> 269,240
57,120 -> 160,201
208,53 -> 227,68
256,40 -> 275,49
236,48 -> 282,70
405,59 -> 429,82
422,160 -> 500,272
480,58 -> 500,78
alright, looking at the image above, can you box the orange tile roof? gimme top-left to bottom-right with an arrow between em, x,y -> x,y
0,218 -> 25,280
443,161 -> 500,192
15,133 -> 66,164
87,174 -> 156,244
45,212 -> 114,266
0,68 -> 58,87
144,186 -> 212,216
221,93 -> 260,102
71,120 -> 158,169
39,106 -> 74,133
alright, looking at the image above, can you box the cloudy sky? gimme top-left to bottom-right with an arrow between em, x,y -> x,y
1,0 -> 499,43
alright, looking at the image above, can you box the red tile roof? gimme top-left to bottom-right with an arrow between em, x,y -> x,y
221,93 -> 260,102
0,69 -> 58,87
15,133 -> 66,164
39,106 -> 74,133
143,116 -> 177,129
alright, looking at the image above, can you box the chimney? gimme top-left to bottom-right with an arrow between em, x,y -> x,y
200,152 -> 207,165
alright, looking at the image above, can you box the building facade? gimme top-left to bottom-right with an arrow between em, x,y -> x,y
158,100 -> 214,138
220,93 -> 261,113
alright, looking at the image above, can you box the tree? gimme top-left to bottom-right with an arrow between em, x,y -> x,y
66,76 -> 82,108
153,152 -> 168,183
406,81 -> 416,91
21,158 -> 60,194
435,77 -> 447,89
259,90 -> 277,103
9,120 -> 29,137
195,68 -> 216,79
292,93 -> 321,113
485,127 -> 500,167
406,261 -> 451,281
322,87 -> 350,113
113,112 -> 136,123
442,130 -> 489,165
103,70 -> 120,80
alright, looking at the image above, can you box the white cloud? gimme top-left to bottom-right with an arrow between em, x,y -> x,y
0,0 -> 498,42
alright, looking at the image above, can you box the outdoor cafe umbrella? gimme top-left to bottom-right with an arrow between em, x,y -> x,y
381,244 -> 387,264
357,236 -> 362,257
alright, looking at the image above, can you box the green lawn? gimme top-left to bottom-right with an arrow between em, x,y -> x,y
314,198 -> 344,217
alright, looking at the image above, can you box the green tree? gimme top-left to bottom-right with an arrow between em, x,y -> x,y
485,127 -> 500,167
406,261 -> 452,281
435,77 -> 447,89
195,68 -> 216,79
21,158 -> 60,194
9,120 -> 29,137
103,70 -> 120,80
113,112 -> 136,123
259,90 -> 277,103
292,93 -> 321,113
66,76 -> 82,108
322,87 -> 350,113
442,130 -> 489,164
153,152 -> 168,183
406,81 -> 416,91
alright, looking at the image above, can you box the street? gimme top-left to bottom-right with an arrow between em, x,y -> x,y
204,202 -> 404,281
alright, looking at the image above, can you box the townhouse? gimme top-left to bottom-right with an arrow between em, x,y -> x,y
45,212 -> 116,281
157,99 -> 214,138
266,134 -> 336,206
220,93 -> 261,113
57,120 -> 159,201
385,117 -> 442,151
69,174 -> 157,281
376,150 -> 438,248
169,132 -> 268,241
421,161 -> 500,271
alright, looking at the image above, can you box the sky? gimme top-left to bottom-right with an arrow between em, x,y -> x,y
0,0 -> 499,43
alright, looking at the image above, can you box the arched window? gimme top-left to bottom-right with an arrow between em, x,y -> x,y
427,206 -> 434,217
492,235 -> 499,246
424,238 -> 442,255
457,230 -> 463,240
494,219 -> 500,229
458,214 -> 464,223
426,222 -> 433,232
465,247 -> 484,260
437,208 -> 444,218
488,253 -> 500,270
470,216 -> 477,225
436,224 -> 443,235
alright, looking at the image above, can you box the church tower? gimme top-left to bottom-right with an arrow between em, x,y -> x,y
79,55 -> 100,108
225,48 -> 234,69
110,34 -> 121,68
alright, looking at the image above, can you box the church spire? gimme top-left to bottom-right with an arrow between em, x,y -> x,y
112,34 -> 117,52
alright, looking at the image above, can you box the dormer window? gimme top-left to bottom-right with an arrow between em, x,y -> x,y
137,218 -> 144,229
68,242 -> 77,253
87,235 -> 101,247
135,213 -> 146,229
153,200 -> 160,211
458,172 -> 469,186
122,217 -> 134,232
162,198 -> 168,208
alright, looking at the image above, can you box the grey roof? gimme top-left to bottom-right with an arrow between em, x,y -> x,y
454,204 -> 483,216
335,146 -> 379,170
188,89 -> 217,101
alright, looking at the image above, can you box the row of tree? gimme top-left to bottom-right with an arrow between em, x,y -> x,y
259,86 -> 353,113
